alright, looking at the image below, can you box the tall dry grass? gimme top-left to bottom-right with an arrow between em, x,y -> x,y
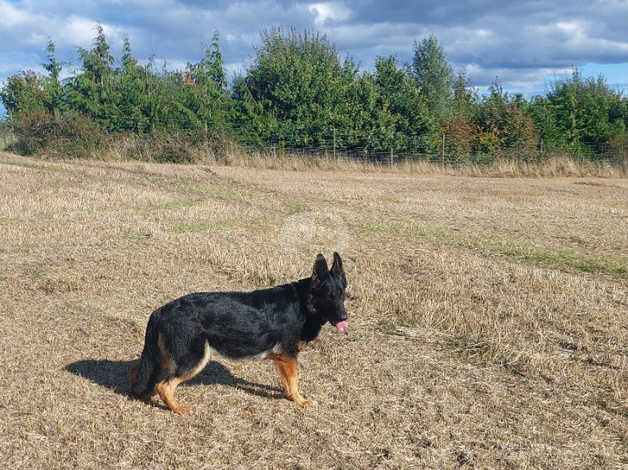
223,148 -> 626,177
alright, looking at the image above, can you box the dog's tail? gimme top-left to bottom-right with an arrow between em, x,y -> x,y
130,313 -> 160,398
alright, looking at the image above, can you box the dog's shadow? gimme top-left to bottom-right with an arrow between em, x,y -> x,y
66,359 -> 283,400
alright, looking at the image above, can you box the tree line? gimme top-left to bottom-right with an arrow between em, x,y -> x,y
1,26 -> 626,161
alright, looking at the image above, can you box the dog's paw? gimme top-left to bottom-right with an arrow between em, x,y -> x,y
295,397 -> 316,407
172,405 -> 191,415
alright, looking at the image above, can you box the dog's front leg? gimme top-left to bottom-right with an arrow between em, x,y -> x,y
272,355 -> 313,406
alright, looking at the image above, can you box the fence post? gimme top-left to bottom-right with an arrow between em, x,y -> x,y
390,147 -> 394,167
333,127 -> 337,161
441,133 -> 445,167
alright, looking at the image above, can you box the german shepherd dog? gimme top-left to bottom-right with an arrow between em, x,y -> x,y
129,253 -> 348,414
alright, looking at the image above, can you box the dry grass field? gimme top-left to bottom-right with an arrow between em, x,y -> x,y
0,151 -> 626,468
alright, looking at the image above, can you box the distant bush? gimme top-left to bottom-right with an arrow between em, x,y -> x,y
0,120 -> 15,150
154,146 -> 193,164
7,110 -> 232,163
126,133 -> 196,164
9,111 -> 105,158
108,129 -> 228,163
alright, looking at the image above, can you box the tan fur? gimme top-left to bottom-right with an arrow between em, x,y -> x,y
155,339 -> 212,414
271,354 -> 313,406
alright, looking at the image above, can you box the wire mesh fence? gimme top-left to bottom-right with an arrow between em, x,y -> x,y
236,138 -> 627,168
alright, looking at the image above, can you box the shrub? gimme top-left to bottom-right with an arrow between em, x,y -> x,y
0,120 -> 15,150
10,112 -> 106,158
153,142 -> 195,164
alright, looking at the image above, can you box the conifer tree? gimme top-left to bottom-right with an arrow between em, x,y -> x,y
412,35 -> 453,123
42,40 -> 63,120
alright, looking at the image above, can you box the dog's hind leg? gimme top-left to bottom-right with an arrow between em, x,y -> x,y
156,337 -> 212,414
156,377 -> 190,415
272,355 -> 313,406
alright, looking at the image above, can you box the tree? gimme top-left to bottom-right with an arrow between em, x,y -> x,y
528,70 -> 626,156
42,40 -> 63,120
43,40 -> 61,82
527,95 -> 564,151
452,72 -> 477,119
230,74 -> 275,145
206,32 -> 226,90
239,27 -> 351,147
372,55 -> 434,152
440,72 -> 478,160
475,80 -> 538,158
114,36 -> 149,132
1,41 -> 63,121
185,31 -> 230,132
0,72 -> 48,119
121,36 -> 138,71
412,36 -> 454,123
81,25 -> 114,88
66,25 -> 116,124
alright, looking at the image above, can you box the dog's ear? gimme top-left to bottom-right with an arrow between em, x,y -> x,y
311,253 -> 329,288
330,252 -> 347,288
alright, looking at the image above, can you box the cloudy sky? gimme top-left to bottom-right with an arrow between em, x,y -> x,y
1,0 -> 627,101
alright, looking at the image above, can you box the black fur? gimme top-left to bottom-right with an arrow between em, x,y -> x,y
131,252 -> 348,399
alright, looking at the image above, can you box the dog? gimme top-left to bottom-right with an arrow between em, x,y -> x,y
129,252 -> 348,414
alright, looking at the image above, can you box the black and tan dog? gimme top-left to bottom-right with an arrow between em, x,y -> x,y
130,253 -> 348,414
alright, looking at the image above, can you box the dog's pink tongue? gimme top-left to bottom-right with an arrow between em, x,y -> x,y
335,320 -> 349,333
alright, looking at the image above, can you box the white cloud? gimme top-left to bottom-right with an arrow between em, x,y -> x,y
0,1 -> 32,27
555,20 -> 584,35
0,0 -> 626,96
59,17 -> 106,46
307,2 -> 351,25
55,16 -> 127,48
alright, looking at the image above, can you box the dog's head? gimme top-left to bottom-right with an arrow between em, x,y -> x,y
309,252 -> 349,333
